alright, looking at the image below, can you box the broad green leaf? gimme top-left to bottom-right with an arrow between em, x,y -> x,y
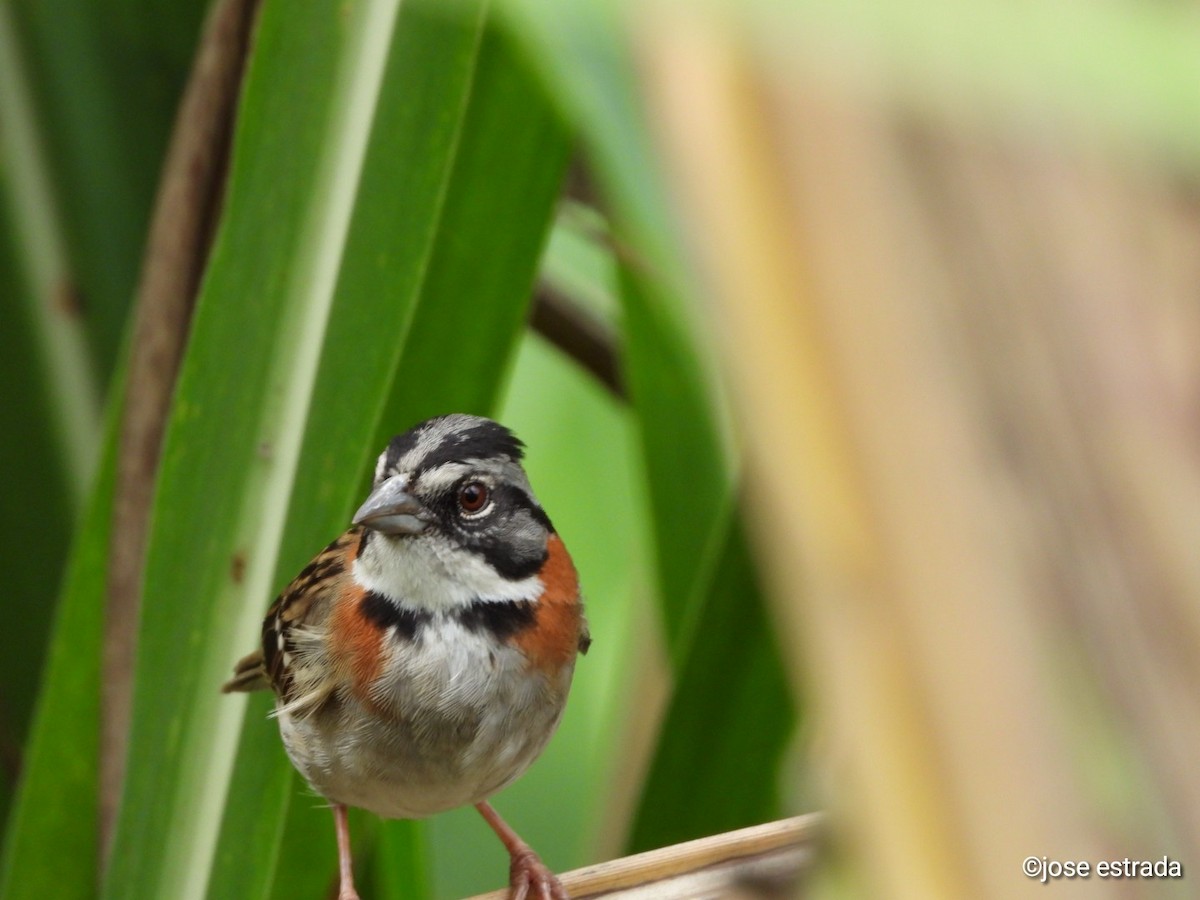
617,272 -> 729,652
499,0 -> 799,852
532,207 -> 791,858
371,16 -> 571,431
0,6 -> 101,500
102,0 -> 409,894
0,8 -> 103,819
0,179 -> 75,833
628,518 -> 796,851
104,2 -> 569,898
204,693 -> 292,900
266,10 -> 569,899
501,0 -> 731,648
5,0 -> 202,379
619,271 -> 796,852
371,820 -> 430,900
0,389 -> 121,900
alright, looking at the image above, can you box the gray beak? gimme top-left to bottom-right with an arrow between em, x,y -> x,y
352,475 -> 430,535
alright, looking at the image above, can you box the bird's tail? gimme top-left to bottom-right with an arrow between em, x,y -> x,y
221,649 -> 271,693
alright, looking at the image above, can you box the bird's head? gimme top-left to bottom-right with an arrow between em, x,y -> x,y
351,414 -> 555,609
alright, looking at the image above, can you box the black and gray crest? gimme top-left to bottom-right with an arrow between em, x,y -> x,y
375,414 -> 525,486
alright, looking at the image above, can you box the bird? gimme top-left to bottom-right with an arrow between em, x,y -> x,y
222,414 -> 589,900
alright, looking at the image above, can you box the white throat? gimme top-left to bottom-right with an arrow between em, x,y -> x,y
354,530 -> 543,612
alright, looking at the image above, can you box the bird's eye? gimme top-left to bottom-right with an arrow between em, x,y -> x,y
457,481 -> 490,514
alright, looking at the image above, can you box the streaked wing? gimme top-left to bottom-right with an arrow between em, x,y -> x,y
222,527 -> 362,709
263,528 -> 362,710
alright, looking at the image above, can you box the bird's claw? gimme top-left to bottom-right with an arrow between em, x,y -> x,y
509,848 -> 568,900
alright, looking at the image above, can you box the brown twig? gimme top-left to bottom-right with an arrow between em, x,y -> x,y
102,0 -> 259,866
467,814 -> 822,900
562,157 -> 603,210
530,281 -> 624,399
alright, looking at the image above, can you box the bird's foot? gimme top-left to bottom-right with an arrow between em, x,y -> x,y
508,847 -> 568,900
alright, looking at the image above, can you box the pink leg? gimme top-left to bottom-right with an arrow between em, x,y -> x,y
475,801 -> 567,900
333,803 -> 361,900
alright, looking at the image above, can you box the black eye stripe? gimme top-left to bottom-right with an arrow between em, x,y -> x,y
429,482 -> 551,530
436,483 -> 553,581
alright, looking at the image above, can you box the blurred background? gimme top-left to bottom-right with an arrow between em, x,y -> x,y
2,0 -> 1198,898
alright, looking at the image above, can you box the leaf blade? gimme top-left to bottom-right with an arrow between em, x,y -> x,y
102,1 -> 412,895
104,3 -> 571,898
0,392 -> 121,900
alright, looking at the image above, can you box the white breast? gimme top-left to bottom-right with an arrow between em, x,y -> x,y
276,616 -> 574,819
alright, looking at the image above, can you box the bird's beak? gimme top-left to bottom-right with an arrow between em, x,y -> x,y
352,475 -> 430,535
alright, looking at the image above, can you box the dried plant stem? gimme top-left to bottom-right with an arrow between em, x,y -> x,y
467,814 -> 822,900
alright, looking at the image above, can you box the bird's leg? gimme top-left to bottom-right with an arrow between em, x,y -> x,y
332,803 -> 361,900
475,801 -> 568,900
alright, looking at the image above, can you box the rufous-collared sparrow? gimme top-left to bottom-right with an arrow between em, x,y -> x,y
223,414 -> 590,900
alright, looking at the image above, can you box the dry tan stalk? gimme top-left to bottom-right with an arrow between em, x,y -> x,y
467,814 -> 822,900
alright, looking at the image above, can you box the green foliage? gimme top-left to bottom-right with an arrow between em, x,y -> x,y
0,176 -> 75,829
0,0 -> 798,897
499,0 -> 798,852
5,0 -> 202,378
628,518 -> 796,851
0,397 -> 118,900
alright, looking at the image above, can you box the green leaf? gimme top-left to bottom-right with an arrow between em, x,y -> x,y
628,517 -> 796,851
5,0 -> 202,379
617,272 -> 730,653
500,0 -> 799,852
102,2 -> 568,898
501,0 -> 733,648
0,8 -> 105,819
101,0 -> 423,893
204,693 -> 293,900
620,269 -> 796,851
262,11 -> 570,897
371,820 -> 430,900
0,388 -> 121,900
372,17 -> 570,430
0,179 -> 75,834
